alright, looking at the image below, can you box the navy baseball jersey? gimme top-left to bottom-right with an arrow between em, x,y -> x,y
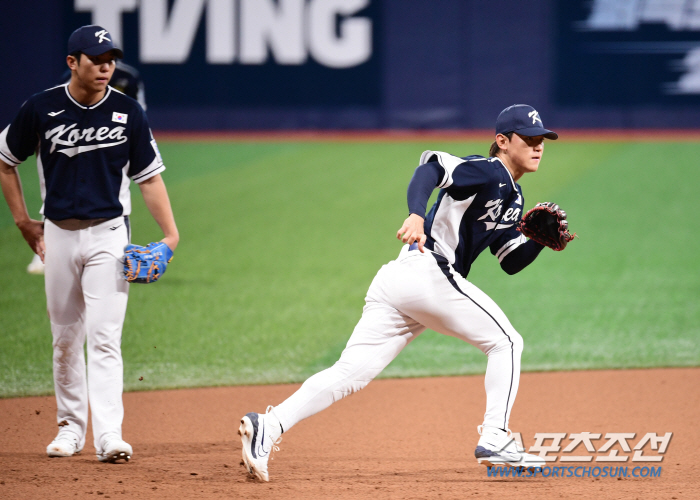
0,84 -> 164,221
408,151 -> 543,278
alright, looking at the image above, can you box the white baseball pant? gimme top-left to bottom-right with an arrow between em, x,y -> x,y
44,217 -> 130,453
273,244 -> 523,432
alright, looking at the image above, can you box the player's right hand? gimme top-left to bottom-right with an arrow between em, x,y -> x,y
17,219 -> 45,262
396,213 -> 426,253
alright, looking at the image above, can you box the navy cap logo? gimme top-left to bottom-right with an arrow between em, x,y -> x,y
95,29 -> 111,44
528,110 -> 543,125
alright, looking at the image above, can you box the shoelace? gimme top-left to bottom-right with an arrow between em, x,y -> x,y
265,406 -> 283,460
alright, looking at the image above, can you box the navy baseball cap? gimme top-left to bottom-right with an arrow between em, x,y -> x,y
496,104 -> 558,140
67,25 -> 123,59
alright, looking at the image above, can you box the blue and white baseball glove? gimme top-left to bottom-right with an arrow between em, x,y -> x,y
123,242 -> 174,283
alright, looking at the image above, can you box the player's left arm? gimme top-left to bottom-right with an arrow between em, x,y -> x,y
138,174 -> 179,251
126,105 -> 178,250
490,226 -> 544,275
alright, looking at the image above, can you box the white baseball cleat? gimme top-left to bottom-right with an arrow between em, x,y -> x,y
47,430 -> 82,457
97,436 -> 133,463
27,253 -> 45,275
475,425 -> 545,471
238,407 -> 283,482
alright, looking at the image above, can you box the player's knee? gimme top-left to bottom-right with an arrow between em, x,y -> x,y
487,330 -> 523,356
91,340 -> 122,358
509,331 -> 524,354
53,341 -> 75,362
51,322 -> 84,348
331,378 -> 371,403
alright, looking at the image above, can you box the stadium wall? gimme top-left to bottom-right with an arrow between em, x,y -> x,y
1,0 -> 699,130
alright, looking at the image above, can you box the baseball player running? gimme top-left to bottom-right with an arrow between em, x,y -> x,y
0,25 -> 179,462
239,105 -> 574,481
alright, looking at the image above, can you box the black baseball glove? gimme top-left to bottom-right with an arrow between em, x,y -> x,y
517,202 -> 575,251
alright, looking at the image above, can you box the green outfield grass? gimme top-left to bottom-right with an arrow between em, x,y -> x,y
1,138 -> 698,397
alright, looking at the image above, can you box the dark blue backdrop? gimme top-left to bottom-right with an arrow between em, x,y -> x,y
2,0 -> 700,130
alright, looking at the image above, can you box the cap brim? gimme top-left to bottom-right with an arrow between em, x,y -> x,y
514,127 -> 558,140
81,46 -> 124,59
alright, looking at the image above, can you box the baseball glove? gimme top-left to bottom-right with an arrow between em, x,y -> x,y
517,202 -> 575,251
123,242 -> 174,283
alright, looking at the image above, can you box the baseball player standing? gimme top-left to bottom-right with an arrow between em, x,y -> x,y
239,105 -> 573,481
0,25 -> 179,462
27,59 -> 149,275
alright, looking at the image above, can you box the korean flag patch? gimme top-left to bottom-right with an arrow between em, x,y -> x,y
112,112 -> 128,124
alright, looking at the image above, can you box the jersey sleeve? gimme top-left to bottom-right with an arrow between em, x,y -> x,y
407,161 -> 443,217
489,224 -> 545,275
127,107 -> 164,183
0,99 -> 39,167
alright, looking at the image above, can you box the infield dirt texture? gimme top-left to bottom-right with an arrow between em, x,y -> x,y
1,369 -> 698,498
1,135 -> 698,498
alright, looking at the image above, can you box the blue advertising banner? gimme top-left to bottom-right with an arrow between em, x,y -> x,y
2,0 -> 700,130
66,0 -> 381,107
556,0 -> 700,105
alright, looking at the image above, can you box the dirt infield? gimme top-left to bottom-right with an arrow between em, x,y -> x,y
1,368 -> 697,499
